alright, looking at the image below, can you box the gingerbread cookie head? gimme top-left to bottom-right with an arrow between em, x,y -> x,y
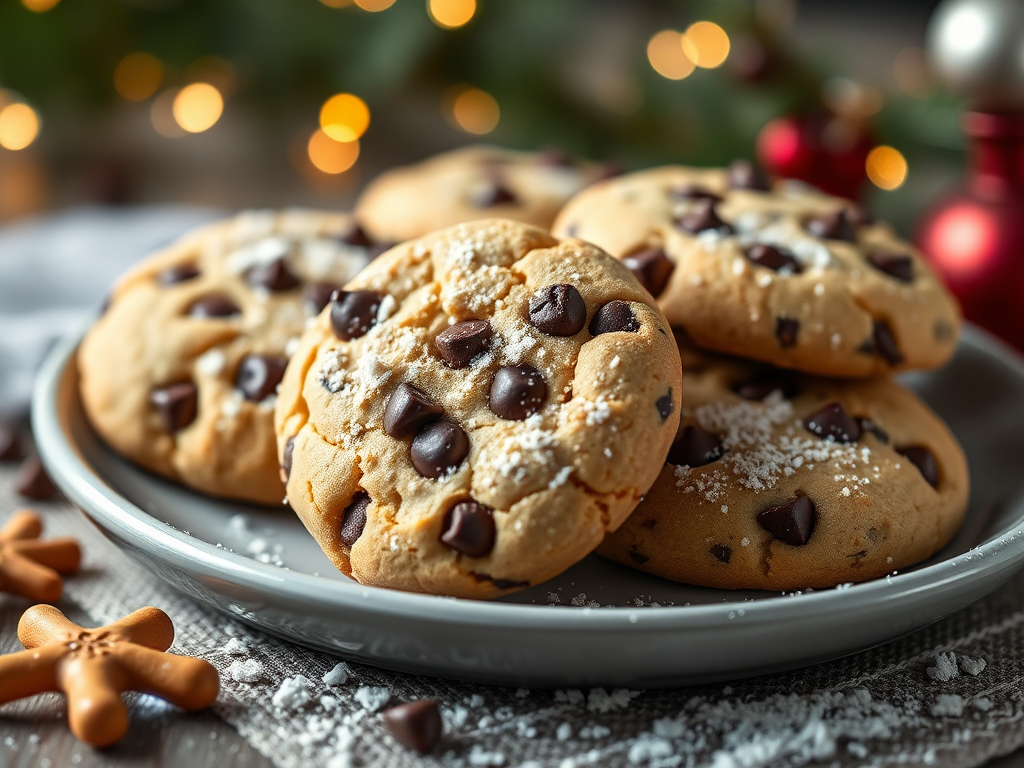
276,219 -> 682,598
0,510 -> 80,603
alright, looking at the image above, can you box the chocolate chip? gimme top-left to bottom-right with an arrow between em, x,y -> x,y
873,320 -> 903,365
529,285 -> 587,336
489,365 -> 546,420
710,544 -> 732,563
858,418 -> 889,444
746,244 -> 803,274
235,355 -> 288,402
867,251 -> 913,283
247,259 -> 300,292
340,491 -> 370,547
934,319 -> 954,342
384,383 -> 444,439
471,572 -> 530,589
898,445 -> 940,488
304,282 -> 341,314
330,290 -> 383,341
473,182 -> 517,208
0,424 -> 22,462
806,210 -> 856,242
188,295 -> 240,318
675,199 -> 733,235
440,501 -> 495,557
281,437 -> 295,482
629,551 -> 650,565
804,402 -> 861,443
589,300 -> 639,336
338,223 -> 374,248
411,421 -> 469,478
775,317 -> 800,349
656,389 -> 674,422
734,372 -> 799,401
622,247 -> 675,297
15,456 -> 57,500
667,425 -> 725,467
158,263 -> 200,286
383,700 -> 443,754
846,204 -> 875,227
757,497 -> 816,545
150,382 -> 198,432
670,184 -> 722,202
435,320 -> 492,368
856,337 -> 876,355
728,159 -> 770,191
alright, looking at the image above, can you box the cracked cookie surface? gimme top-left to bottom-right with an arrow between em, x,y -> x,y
552,165 -> 961,378
275,219 -> 682,598
598,340 -> 969,590
78,209 -> 375,505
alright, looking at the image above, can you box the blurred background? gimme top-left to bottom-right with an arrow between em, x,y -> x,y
0,0 -> 959,236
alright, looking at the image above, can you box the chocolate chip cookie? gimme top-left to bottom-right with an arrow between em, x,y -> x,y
78,209 -> 377,505
551,164 -> 962,378
355,145 -> 613,245
275,219 -> 682,598
598,340 -> 969,590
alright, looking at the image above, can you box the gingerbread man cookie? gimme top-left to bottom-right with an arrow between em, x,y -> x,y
0,510 -> 80,602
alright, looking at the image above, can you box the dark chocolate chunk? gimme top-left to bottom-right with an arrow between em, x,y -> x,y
235,355 -> 288,402
897,445 -> 940,488
411,421 -> 469,478
775,317 -> 800,349
806,210 -> 856,242
158,263 -> 200,286
858,418 -> 890,444
656,389 -> 674,422
529,284 -> 587,336
934,319 -> 954,342
856,337 -> 876,355
188,294 -> 241,318
471,572 -> 530,590
846,204 -> 875,227
667,425 -> 725,467
15,456 -> 58,500
383,700 -> 444,754
867,251 -> 913,283
622,247 -> 675,297
247,259 -> 300,292
281,437 -> 295,482
0,424 -> 22,462
440,501 -> 495,557
734,372 -> 799,401
873,320 -> 903,365
757,496 -> 816,545
340,491 -> 370,547
489,365 -> 547,420
384,383 -> 444,439
804,402 -> 861,443
473,182 -> 517,208
304,282 -> 341,314
589,300 -> 639,336
435,320 -> 492,368
338,222 -> 374,248
710,544 -> 732,563
728,159 -> 770,191
669,184 -> 722,202
629,551 -> 650,565
150,382 -> 198,432
675,199 -> 733,235
746,244 -> 803,274
330,290 -> 383,341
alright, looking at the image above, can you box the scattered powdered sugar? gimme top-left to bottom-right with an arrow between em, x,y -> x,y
583,397 -> 612,426
548,466 -> 572,490
222,637 -> 249,656
196,348 -> 226,377
487,414 -> 560,486
317,348 -> 392,407
273,675 -> 312,711
323,662 -> 352,687
927,652 -> 959,682
930,694 -> 965,717
959,656 -> 987,676
587,688 -> 639,713
228,658 -> 264,683
376,294 -> 396,323
226,236 -> 292,275
353,685 -> 391,712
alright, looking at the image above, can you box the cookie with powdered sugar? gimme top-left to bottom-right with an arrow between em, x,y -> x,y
551,163 -> 961,378
598,340 -> 969,590
79,209 -> 378,505
275,219 -> 682,598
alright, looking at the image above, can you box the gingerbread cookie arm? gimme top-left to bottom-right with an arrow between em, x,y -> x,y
0,554 -> 66,603
8,538 -> 82,572
103,606 -> 175,651
17,605 -> 82,649
117,645 -> 220,710
59,657 -> 130,748
0,510 -> 43,543
0,645 -> 63,704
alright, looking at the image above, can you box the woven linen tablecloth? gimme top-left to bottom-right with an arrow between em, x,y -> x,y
3,207 -> 1024,768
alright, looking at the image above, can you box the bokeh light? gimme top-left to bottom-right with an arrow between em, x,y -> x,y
318,0 -> 353,6
0,103 -> 40,151
647,30 -> 695,80
320,94 -> 370,142
172,83 -> 224,133
682,21 -> 730,69
307,130 -> 360,174
924,206 -> 996,278
429,0 -> 476,29
21,0 -> 60,12
113,52 -> 164,102
865,145 -> 908,190
354,0 -> 396,11
185,56 -> 236,97
446,86 -> 500,134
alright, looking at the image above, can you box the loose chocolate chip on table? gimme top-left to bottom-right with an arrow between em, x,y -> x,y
150,382 -> 199,432
710,544 -> 732,563
15,457 -> 58,500
656,389 -> 674,422
805,210 -> 856,242
589,300 -> 640,336
675,199 -> 733,235
435,320 -> 492,368
858,417 -> 890,444
804,401 -> 861,443
667,425 -> 726,467
728,159 -> 770,191
440,501 -> 495,557
489,365 -> 547,420
629,551 -> 650,565
897,445 -> 940,488
746,244 -> 803,274
669,184 -> 722,202
473,182 -> 517,208
304,283 -> 341,314
281,437 -> 296,482
640,518 -> 658,530
734,372 -> 799,401
340,491 -> 371,547
0,423 -> 22,462
529,284 -> 587,336
622,247 -> 675,297
384,383 -> 444,439
235,355 -> 289,402
411,421 -> 469,478
337,223 -> 374,248
188,294 -> 241,318
383,700 -> 444,755
775,317 -> 800,349
330,290 -> 383,341
867,251 -> 913,283
247,259 -> 300,292
158,263 -> 201,286
757,497 -> 816,545
873,320 -> 903,365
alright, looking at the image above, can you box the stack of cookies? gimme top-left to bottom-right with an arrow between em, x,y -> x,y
78,146 -> 969,599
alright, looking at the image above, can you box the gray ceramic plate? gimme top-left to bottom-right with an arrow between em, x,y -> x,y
32,326 -> 1024,688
